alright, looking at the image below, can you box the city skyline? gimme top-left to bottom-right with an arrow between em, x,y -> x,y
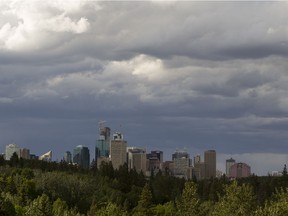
1,1 -> 288,176
2,128 -> 284,177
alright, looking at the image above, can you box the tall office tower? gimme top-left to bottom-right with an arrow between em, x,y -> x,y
193,154 -> 206,180
5,143 -> 20,160
110,132 -> 127,170
20,148 -> 30,159
127,147 -> 146,173
63,151 -> 72,163
95,127 -> 111,168
73,145 -> 90,169
100,127 -> 111,140
39,151 -> 52,161
146,150 -> 163,173
204,150 -> 216,179
172,150 -> 192,179
226,157 -> 236,177
229,162 -> 251,178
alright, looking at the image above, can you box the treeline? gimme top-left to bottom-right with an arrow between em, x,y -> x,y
1,155 -> 288,215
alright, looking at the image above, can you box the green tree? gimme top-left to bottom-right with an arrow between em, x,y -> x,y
283,164 -> 287,177
152,202 -> 176,216
255,188 -> 288,216
176,181 -> 200,216
212,181 -> 256,216
52,198 -> 69,216
25,194 -> 52,216
9,152 -> 19,167
134,183 -> 153,215
0,195 -> 16,216
89,202 -> 126,216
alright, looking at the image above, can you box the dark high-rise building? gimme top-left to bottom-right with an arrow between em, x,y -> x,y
73,145 -> 90,169
95,127 -> 111,168
204,150 -> 216,178
146,150 -> 164,173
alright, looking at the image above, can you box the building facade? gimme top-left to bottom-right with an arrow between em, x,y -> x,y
229,162 -> 251,178
127,147 -> 146,173
20,148 -> 30,159
73,145 -> 90,169
5,144 -> 20,160
63,151 -> 72,163
204,150 -> 216,179
146,151 -> 163,174
95,127 -> 111,168
110,132 -> 127,169
193,154 -> 206,180
226,157 -> 236,177
172,150 -> 192,179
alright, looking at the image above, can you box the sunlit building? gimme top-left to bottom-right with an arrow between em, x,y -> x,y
110,132 -> 127,169
39,151 -> 52,161
5,143 -> 20,160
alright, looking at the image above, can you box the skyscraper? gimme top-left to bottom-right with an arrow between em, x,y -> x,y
226,157 -> 235,177
73,145 -> 90,169
110,132 -> 127,169
127,147 -> 146,173
63,151 -> 72,163
204,150 -> 216,179
172,150 -> 192,179
20,148 -> 30,159
146,150 -> 163,173
193,154 -> 206,180
5,143 -> 20,160
95,127 -> 111,168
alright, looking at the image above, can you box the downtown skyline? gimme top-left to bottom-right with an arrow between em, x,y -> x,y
1,1 -> 288,176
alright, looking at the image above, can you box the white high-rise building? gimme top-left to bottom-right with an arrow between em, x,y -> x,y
5,144 -> 20,160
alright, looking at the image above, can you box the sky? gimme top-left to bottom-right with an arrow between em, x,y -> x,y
1,0 -> 288,176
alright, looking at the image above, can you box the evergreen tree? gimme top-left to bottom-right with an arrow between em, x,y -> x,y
134,183 -> 153,215
282,164 -> 287,177
25,194 -> 53,216
176,181 -> 200,216
212,181 -> 256,216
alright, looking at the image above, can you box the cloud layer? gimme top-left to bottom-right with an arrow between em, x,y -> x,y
1,1 -> 288,174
